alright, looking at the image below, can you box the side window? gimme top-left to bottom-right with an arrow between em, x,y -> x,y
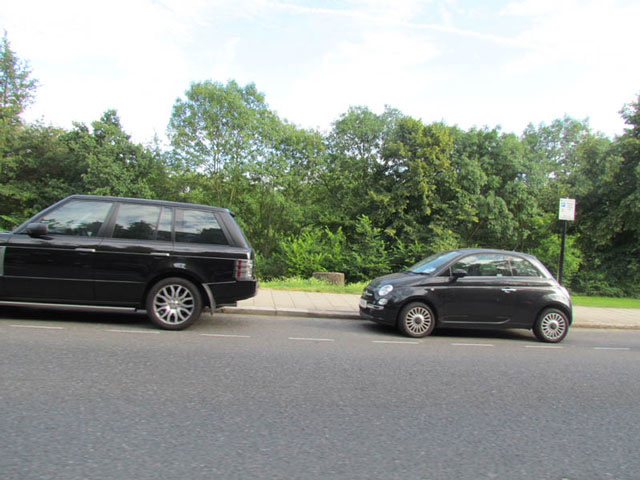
452,254 -> 512,277
510,257 -> 543,277
175,209 -> 228,245
39,200 -> 112,237
113,204 -> 163,241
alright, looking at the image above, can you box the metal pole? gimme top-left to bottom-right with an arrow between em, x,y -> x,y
558,220 -> 567,284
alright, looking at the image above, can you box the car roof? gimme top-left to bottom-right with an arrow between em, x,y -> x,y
444,248 -> 539,260
65,195 -> 231,214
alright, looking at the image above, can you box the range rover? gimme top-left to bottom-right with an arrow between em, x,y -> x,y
0,195 -> 257,329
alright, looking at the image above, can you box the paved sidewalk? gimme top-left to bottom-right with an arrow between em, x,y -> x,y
220,288 -> 640,329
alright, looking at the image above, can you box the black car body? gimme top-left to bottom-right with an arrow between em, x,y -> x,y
0,195 -> 257,329
360,249 -> 572,342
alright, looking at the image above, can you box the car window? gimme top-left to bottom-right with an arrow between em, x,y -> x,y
39,200 -> 112,237
175,209 -> 228,245
452,254 -> 512,277
509,256 -> 544,277
409,250 -> 462,275
113,204 -> 164,241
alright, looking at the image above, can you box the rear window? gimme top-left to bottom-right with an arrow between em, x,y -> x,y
509,257 -> 544,277
175,209 -> 228,245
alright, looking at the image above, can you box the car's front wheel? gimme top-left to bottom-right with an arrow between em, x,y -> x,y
146,277 -> 203,330
533,308 -> 569,343
398,302 -> 436,338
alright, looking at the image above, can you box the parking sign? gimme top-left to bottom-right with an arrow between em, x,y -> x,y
558,198 -> 576,221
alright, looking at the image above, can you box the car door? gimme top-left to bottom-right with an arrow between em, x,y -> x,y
440,253 -> 517,324
94,203 -> 173,305
3,199 -> 114,303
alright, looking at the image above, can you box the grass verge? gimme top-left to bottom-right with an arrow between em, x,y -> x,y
259,277 -> 367,295
571,295 -> 640,309
260,278 -> 640,309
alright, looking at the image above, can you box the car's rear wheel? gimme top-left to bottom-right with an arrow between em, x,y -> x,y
146,277 -> 203,330
533,308 -> 569,343
398,302 -> 436,338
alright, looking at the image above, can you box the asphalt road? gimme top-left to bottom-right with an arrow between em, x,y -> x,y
2,309 -> 640,480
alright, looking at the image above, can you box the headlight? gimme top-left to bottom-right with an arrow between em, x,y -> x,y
378,284 -> 394,296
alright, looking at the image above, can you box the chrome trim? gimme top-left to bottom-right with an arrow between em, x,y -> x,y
150,252 -> 170,257
75,248 -> 96,253
0,301 -> 138,312
0,246 -> 5,276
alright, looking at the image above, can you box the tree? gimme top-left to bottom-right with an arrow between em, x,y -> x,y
167,80 -> 329,263
67,110 -> 166,199
167,80 -> 279,206
0,32 -> 37,126
0,32 -> 39,228
375,118 -> 457,251
572,96 -> 640,296
318,106 -> 401,231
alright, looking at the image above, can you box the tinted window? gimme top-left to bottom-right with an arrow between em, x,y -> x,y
510,257 -> 543,277
40,200 -> 112,237
452,254 -> 512,277
113,204 -> 163,241
175,209 -> 228,245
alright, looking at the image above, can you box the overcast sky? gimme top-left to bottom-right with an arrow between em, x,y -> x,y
1,0 -> 638,144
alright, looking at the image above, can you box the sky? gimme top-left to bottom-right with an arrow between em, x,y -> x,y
1,0 -> 639,144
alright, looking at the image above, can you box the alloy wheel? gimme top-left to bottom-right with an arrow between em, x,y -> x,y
153,284 -> 195,325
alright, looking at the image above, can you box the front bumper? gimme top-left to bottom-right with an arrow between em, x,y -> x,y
359,296 -> 398,326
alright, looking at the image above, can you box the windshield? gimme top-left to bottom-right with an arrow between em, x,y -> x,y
408,250 -> 462,275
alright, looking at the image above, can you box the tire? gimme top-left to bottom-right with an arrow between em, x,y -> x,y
533,308 -> 569,343
398,302 -> 436,338
146,277 -> 203,330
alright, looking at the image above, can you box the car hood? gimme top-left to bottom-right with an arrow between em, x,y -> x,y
366,271 -> 425,290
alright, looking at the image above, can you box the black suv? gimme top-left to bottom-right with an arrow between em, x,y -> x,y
0,195 -> 257,329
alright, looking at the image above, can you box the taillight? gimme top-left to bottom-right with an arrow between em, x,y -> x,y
234,259 -> 253,280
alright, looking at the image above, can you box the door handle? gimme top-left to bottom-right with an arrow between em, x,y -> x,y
150,252 -> 170,257
501,288 -> 517,293
75,248 -> 96,253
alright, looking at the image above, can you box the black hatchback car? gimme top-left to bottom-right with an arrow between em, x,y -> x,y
360,249 -> 572,342
0,195 -> 257,330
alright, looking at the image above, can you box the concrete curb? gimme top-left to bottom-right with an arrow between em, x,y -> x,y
572,322 -> 640,330
218,306 -> 640,329
218,306 -> 361,320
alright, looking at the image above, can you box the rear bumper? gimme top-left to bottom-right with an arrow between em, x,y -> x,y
209,279 -> 257,305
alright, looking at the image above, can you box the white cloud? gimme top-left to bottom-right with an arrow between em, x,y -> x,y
2,0 -> 208,141
1,0 -> 636,141
279,30 -> 442,129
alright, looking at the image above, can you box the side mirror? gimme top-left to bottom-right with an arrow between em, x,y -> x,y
25,222 -> 48,237
452,269 -> 467,279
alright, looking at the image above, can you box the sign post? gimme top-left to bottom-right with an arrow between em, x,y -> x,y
557,198 -> 576,284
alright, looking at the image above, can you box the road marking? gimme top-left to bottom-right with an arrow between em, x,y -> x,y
201,334 -> 251,338
373,340 -> 420,345
10,324 -> 64,330
525,345 -> 563,349
288,337 -> 335,342
594,347 -> 631,351
451,343 -> 494,347
106,329 -> 160,334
